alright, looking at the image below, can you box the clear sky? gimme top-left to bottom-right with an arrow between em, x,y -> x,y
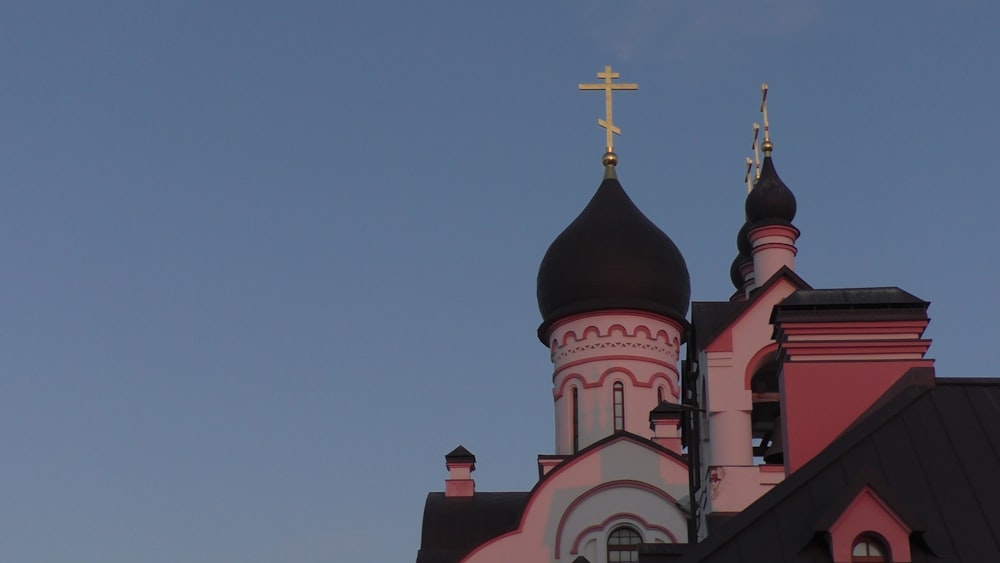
1,2 -> 998,562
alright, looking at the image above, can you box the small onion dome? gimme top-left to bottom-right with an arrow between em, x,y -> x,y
730,254 -> 749,290
736,220 -> 753,257
537,176 -> 690,343
745,156 -> 796,223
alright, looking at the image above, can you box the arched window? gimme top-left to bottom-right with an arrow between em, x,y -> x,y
607,525 -> 642,562
571,387 -> 580,453
657,386 -> 665,403
852,534 -> 889,562
613,382 -> 625,432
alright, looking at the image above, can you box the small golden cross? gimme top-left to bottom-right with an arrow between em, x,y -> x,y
579,66 -> 638,153
751,122 -> 761,180
759,83 -> 773,153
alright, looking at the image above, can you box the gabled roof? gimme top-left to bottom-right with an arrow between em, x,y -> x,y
416,492 -> 530,563
657,370 -> 1000,563
692,266 -> 810,350
771,287 -> 930,325
811,467 -> 923,534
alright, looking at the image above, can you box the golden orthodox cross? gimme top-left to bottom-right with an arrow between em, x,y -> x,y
759,83 -> 773,153
751,122 -> 762,181
579,66 -> 638,153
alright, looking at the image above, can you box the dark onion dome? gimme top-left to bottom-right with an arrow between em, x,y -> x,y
745,156 -> 796,223
537,174 -> 690,343
730,254 -> 749,290
736,220 -> 753,257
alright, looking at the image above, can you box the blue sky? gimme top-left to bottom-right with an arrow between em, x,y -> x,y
1,2 -> 998,561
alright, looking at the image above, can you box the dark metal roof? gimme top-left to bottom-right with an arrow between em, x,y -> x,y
650,402 -> 686,416
445,445 -> 476,463
736,221 -> 752,257
536,176 -> 690,343
691,301 -> 742,351
728,254 -> 749,291
416,491 -> 530,563
657,371 -> 1000,563
772,287 -> 930,325
779,287 -> 927,308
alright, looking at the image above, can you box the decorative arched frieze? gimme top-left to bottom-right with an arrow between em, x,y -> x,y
550,320 -> 676,348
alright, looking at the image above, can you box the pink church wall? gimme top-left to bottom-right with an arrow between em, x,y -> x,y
701,278 -> 798,469
462,438 -> 689,563
776,313 -> 933,474
546,311 -> 683,455
698,276 -> 803,517
781,359 -> 933,473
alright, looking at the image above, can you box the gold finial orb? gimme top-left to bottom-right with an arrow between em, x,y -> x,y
602,151 -> 618,167
761,139 -> 774,154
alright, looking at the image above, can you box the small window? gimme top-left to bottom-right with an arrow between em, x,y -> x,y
852,534 -> 888,562
613,382 -> 625,432
607,525 -> 642,562
572,387 -> 580,453
657,386 -> 665,403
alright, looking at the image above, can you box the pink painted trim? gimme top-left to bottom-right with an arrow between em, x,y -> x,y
782,340 -> 931,356
779,320 -> 928,334
554,355 -> 680,379
751,241 -> 799,255
748,224 -> 800,239
744,343 -> 779,390
554,480 -> 681,558
548,311 -> 685,348
553,368 -> 679,400
569,512 -> 678,554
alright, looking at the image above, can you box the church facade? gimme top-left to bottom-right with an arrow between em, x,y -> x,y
415,77 -> 1000,563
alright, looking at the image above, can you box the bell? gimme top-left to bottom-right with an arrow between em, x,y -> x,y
762,417 -> 784,464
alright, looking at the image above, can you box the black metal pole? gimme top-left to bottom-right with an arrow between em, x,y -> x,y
683,323 -> 701,545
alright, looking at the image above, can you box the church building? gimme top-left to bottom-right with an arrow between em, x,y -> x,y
415,70 -> 1000,563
